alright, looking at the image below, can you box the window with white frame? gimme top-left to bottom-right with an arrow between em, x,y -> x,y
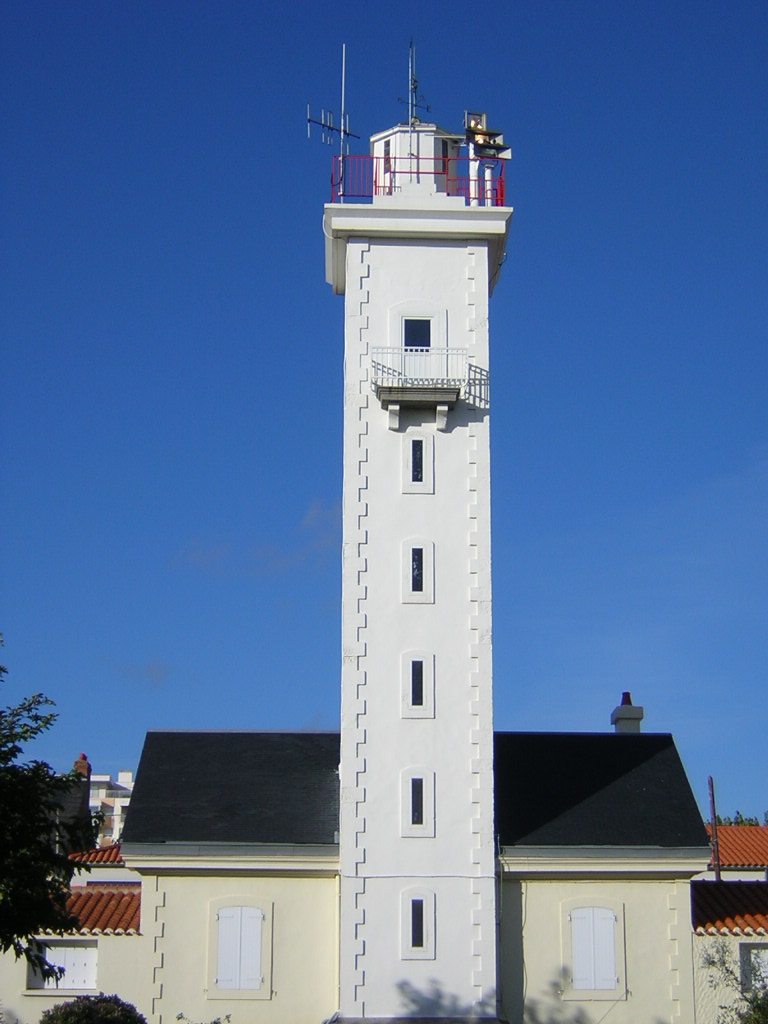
400,650 -> 435,719
208,900 -> 272,1000
404,318 -> 431,349
741,943 -> 768,992
401,767 -> 435,837
402,432 -> 434,494
402,538 -> 434,604
388,303 -> 446,352
561,899 -> 626,1001
400,887 -> 436,960
27,941 -> 97,990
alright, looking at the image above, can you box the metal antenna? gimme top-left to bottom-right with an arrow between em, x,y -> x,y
397,40 -> 431,126
307,44 -> 360,201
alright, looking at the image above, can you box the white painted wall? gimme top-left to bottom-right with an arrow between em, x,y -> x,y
327,122 -> 512,1021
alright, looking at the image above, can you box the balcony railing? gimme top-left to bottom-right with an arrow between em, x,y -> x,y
371,347 -> 468,389
331,155 -> 507,206
371,348 -> 490,411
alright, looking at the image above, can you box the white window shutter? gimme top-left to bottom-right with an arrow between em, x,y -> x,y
216,907 -> 241,988
239,907 -> 264,990
570,907 -> 594,989
592,907 -> 617,989
44,945 -> 97,990
74,945 -> 97,989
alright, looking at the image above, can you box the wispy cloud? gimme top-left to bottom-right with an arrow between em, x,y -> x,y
173,499 -> 341,578
102,657 -> 172,690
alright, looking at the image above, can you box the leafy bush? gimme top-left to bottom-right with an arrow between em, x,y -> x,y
40,994 -> 147,1024
176,1014 -> 231,1024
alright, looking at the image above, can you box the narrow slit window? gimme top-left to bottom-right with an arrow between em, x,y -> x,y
411,548 -> 424,592
411,899 -> 425,948
411,660 -> 424,707
411,777 -> 424,825
404,318 -> 431,349
411,439 -> 424,483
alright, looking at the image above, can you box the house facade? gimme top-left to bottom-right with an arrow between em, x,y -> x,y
0,845 -> 141,1022
693,825 -> 768,1022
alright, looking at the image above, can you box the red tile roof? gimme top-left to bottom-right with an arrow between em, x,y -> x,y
706,825 -> 768,868
70,843 -> 124,865
693,881 -> 768,934
43,885 -> 141,935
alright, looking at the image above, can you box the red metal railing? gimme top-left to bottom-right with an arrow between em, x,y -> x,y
330,155 -> 507,207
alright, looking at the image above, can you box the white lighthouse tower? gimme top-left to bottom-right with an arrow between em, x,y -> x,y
324,112 -> 512,1022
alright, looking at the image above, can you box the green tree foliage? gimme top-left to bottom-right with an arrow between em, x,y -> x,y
40,994 -> 147,1024
176,1013 -> 231,1024
0,638 -> 98,980
702,938 -> 768,1024
714,812 -> 767,827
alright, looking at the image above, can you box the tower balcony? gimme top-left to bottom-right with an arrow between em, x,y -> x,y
331,154 -> 507,207
371,347 -> 489,425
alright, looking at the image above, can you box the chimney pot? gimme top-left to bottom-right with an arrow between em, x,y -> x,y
611,693 -> 644,733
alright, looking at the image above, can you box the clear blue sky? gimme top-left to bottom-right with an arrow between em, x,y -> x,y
2,2 -> 766,822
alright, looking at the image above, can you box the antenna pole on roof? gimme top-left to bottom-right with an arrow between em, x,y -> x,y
306,45 -> 360,202
708,775 -> 721,882
340,43 -> 347,192
408,41 -> 414,174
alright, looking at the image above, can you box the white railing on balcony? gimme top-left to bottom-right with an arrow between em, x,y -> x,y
370,347 -> 468,389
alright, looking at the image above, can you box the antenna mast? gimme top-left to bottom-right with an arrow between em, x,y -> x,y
306,44 -> 360,202
340,43 -> 348,167
398,42 -> 430,170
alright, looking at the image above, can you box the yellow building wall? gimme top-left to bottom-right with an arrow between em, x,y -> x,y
499,876 -> 696,1024
0,934 -> 146,1024
139,873 -> 338,1024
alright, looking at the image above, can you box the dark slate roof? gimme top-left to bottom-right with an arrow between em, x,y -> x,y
123,730 -> 707,850
121,732 -> 340,846
494,732 -> 708,848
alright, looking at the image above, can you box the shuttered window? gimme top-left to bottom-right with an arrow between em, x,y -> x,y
29,943 -> 97,990
217,906 -> 264,990
569,906 -> 617,990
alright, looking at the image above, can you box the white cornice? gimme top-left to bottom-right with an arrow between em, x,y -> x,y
121,842 -> 339,876
498,845 -> 711,878
323,202 -> 513,295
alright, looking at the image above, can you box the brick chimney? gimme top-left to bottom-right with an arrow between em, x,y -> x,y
610,691 -> 644,733
73,752 -> 93,837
